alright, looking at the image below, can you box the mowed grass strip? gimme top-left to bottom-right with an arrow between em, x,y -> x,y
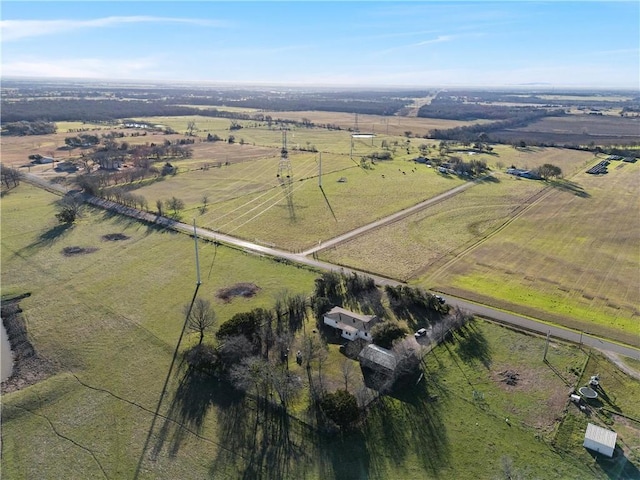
427,160 -> 640,345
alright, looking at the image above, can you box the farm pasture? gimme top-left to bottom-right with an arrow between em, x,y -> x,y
318,147 -> 594,279
2,182 -> 637,480
426,161 -> 640,346
256,109 -> 492,137
189,158 -> 464,251
319,172 -> 547,281
493,114 -> 640,146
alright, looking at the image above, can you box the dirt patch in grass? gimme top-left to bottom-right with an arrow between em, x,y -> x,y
62,246 -> 98,256
102,233 -> 130,241
216,282 -> 261,302
1,295 -> 57,394
492,366 -> 532,391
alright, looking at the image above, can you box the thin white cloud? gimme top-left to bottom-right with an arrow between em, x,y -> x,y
374,34 -> 457,56
413,35 -> 454,47
2,57 -> 163,79
1,16 -> 223,42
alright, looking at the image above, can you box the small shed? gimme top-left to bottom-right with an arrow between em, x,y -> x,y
583,423 -> 617,458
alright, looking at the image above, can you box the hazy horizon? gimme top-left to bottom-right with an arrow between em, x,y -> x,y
2,1 -> 639,90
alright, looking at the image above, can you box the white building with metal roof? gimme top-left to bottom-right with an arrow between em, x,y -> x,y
583,423 -> 617,458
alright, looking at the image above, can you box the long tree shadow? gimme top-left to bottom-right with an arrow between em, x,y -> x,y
363,378 -> 451,477
549,179 -> 591,198
454,323 -> 492,369
343,287 -> 387,319
209,392 -> 312,479
15,223 -> 73,256
317,428 -> 370,480
151,364 -> 232,459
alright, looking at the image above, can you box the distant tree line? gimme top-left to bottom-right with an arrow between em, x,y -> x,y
1,93 -> 415,125
418,101 -> 545,121
428,110 -> 564,143
1,120 -> 57,136
424,90 -> 639,110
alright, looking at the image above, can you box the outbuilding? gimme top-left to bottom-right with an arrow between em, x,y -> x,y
583,423 -> 617,458
358,344 -> 397,374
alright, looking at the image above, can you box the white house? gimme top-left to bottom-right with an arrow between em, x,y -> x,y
583,423 -> 617,458
323,306 -> 379,342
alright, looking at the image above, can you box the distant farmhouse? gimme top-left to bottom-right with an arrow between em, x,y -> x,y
28,154 -> 55,164
506,168 -> 542,180
323,306 -> 379,342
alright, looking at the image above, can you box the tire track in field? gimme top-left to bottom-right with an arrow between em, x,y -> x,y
422,183 -> 555,284
10,404 -> 109,479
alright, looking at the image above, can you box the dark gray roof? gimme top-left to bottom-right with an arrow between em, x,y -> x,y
358,344 -> 397,371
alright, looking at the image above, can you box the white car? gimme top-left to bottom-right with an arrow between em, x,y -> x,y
414,328 -> 428,338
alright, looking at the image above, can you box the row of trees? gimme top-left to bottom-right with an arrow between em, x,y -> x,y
385,284 -> 450,317
428,110 -> 563,143
2,120 -> 57,136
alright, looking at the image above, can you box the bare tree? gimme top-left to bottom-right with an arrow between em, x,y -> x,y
340,359 -> 356,390
218,334 -> 252,368
301,333 -> 328,398
166,196 -> 185,217
271,368 -> 302,409
0,165 -> 22,190
199,194 -> 209,214
230,356 -> 271,406
186,120 -> 197,136
184,298 -> 216,345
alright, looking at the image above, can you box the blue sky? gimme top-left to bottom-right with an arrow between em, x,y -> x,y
2,1 -> 638,89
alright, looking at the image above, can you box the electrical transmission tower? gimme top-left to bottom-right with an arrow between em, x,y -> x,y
276,129 -> 296,220
276,129 -> 292,184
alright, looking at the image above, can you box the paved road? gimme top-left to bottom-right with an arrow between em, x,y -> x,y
22,173 -> 640,359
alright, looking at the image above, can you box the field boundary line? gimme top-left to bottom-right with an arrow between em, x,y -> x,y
422,183 -> 555,284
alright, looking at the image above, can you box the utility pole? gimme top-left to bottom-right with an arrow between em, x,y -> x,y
318,152 -> 322,188
543,330 -> 550,362
193,219 -> 201,286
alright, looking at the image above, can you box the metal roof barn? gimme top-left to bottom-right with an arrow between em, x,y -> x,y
583,423 -> 617,458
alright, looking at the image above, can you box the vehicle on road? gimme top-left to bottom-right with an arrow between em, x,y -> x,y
415,328 -> 428,338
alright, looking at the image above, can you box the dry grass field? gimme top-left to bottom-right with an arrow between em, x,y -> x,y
493,114 -> 640,146
257,109 -> 491,137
